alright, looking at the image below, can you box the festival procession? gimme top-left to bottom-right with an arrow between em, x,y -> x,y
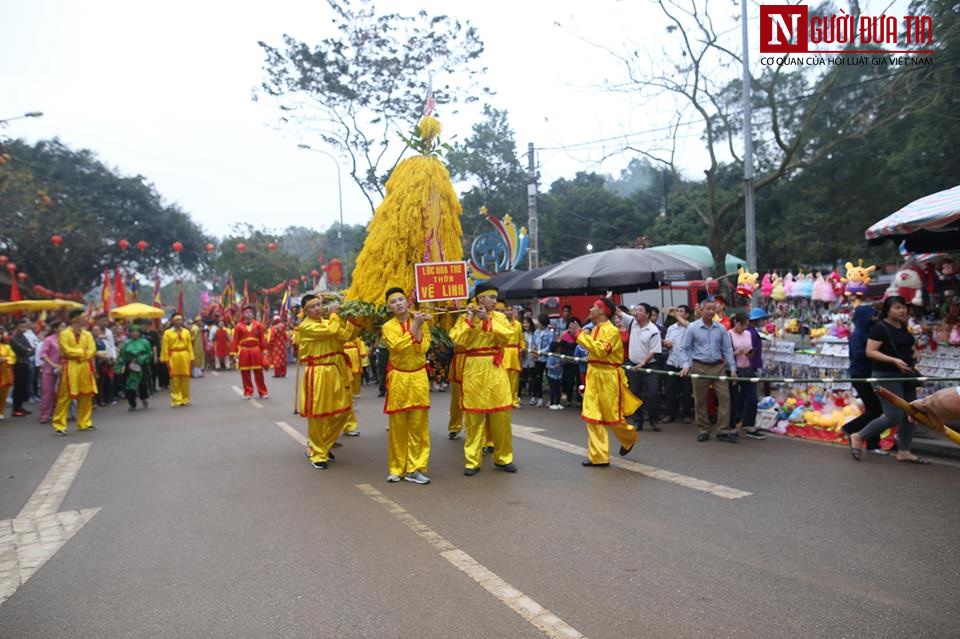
1,1 -> 958,637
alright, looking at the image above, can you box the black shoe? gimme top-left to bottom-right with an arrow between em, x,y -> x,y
448,431 -> 459,440
311,460 -> 328,469
332,441 -> 343,448
327,452 -> 335,461
377,391 -> 386,397
743,429 -> 766,440
482,446 -> 494,456
54,430 -> 68,437
697,432 -> 709,442
716,433 -> 740,444
582,460 -> 610,467
495,462 -> 517,473
464,467 -> 480,476
619,444 -> 633,457
651,422 -> 662,432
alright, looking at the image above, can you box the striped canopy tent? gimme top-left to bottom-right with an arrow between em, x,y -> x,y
865,185 -> 960,253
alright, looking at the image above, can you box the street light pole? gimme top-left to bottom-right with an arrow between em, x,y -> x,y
0,111 -> 43,127
297,143 -> 346,284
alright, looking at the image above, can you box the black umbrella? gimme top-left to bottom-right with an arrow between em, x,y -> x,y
532,248 -> 703,294
485,264 -> 562,299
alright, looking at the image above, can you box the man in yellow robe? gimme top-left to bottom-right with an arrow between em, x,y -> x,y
52,310 -> 98,434
501,304 -> 524,408
449,283 -> 516,475
571,298 -> 642,467
381,288 -> 432,484
341,333 -> 364,437
446,340 -> 465,439
160,313 -> 195,407
296,295 -> 353,469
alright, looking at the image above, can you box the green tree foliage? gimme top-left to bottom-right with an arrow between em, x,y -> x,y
539,172 -> 652,262
445,105 -> 528,243
213,224 -> 368,293
257,0 -> 490,214
0,138 -> 211,294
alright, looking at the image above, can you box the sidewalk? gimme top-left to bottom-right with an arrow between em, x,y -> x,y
911,435 -> 960,460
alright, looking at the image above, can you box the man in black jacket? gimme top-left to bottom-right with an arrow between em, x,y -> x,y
10,319 -> 35,417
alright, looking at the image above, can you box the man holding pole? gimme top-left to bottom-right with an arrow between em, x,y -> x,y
449,283 -> 517,475
381,288 -> 432,484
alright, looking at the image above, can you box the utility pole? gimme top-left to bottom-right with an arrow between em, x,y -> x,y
527,142 -> 539,270
741,0 -> 757,298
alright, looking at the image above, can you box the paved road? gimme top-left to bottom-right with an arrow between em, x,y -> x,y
1,371 -> 958,638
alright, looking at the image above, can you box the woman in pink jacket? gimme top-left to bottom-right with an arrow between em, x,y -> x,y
38,319 -> 62,424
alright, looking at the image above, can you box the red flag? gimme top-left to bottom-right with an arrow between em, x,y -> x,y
177,279 -> 184,315
113,267 -> 127,308
9,274 -> 21,302
153,271 -> 162,308
101,270 -> 112,312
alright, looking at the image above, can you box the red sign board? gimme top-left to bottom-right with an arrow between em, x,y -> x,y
414,262 -> 469,303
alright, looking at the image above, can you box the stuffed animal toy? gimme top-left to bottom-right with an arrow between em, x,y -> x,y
771,274 -> 786,301
936,259 -> 958,300
822,272 -> 839,303
884,265 -> 924,306
811,273 -> 828,302
783,272 -> 795,297
843,259 -> 876,298
797,272 -> 814,299
735,266 -> 759,298
760,273 -> 773,298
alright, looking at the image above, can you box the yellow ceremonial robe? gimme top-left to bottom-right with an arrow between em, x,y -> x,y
298,314 -> 352,419
576,320 -> 641,464
58,329 -> 98,397
161,328 -> 194,377
449,312 -> 513,413
382,316 -> 431,476
382,317 -> 431,413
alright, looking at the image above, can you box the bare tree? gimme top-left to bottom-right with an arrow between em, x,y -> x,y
590,0 -> 944,275
257,0 -> 491,214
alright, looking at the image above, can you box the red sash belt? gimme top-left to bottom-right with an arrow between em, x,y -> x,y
465,346 -> 503,367
303,353 -> 340,365
387,362 -> 426,374
239,338 -> 260,347
169,347 -> 189,352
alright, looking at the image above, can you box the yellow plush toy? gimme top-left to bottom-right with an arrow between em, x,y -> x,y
735,266 -> 760,298
842,259 -> 877,299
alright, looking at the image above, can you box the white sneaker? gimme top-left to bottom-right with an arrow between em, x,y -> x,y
528,397 -> 537,406
387,474 -> 401,482
404,471 -> 430,484
536,399 -> 544,407
549,404 -> 561,410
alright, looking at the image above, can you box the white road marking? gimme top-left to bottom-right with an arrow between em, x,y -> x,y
212,371 -> 220,377
275,421 -> 308,447
250,400 -> 264,409
357,484 -> 587,639
231,385 -> 244,397
512,423 -> 752,500
1,443 -> 100,606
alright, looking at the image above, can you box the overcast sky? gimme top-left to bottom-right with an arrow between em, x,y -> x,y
1,0 -> 908,239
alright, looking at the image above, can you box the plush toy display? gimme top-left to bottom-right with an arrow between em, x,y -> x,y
797,272 -> 814,299
884,265 -> 924,306
843,259 -> 877,299
736,266 -> 760,298
760,273 -> 773,298
936,259 -> 959,300
771,274 -> 786,301
825,270 -> 843,303
783,272 -> 796,297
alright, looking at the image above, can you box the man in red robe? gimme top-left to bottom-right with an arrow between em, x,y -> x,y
214,320 -> 232,370
267,315 -> 289,378
231,306 -> 269,399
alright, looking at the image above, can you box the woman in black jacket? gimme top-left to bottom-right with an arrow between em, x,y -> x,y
849,296 -> 929,464
841,304 -> 886,454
